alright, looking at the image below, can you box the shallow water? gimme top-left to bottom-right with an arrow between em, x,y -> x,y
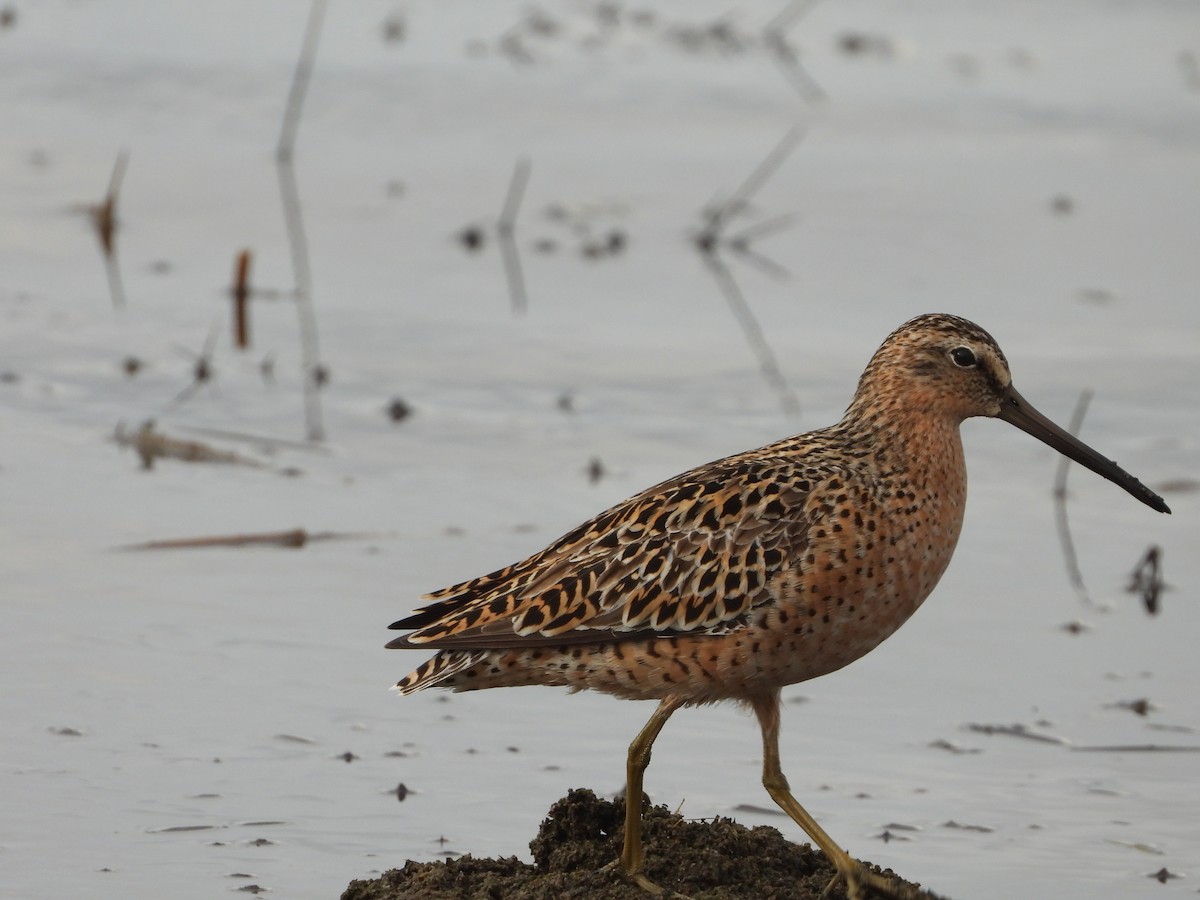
2,2 -> 1198,899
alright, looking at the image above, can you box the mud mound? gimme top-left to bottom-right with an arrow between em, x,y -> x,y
341,788 -> 945,900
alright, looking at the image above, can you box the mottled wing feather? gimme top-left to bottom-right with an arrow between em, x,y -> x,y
391,453 -> 822,650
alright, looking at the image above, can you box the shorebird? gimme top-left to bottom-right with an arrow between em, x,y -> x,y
388,314 -> 1169,899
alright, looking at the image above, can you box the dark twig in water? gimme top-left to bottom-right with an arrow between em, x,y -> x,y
965,722 -> 1070,745
85,150 -> 129,310
692,128 -> 805,421
119,528 -> 378,551
230,249 -> 253,349
497,157 -> 532,315
763,0 -> 826,104
1053,389 -> 1094,607
1127,545 -> 1165,615
277,0 -> 328,442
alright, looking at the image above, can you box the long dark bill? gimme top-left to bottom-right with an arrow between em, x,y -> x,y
997,385 -> 1170,514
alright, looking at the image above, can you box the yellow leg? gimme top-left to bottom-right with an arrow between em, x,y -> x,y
614,694 -> 685,896
751,692 -> 915,900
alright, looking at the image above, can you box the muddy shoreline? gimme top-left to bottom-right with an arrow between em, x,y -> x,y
342,789 -> 945,900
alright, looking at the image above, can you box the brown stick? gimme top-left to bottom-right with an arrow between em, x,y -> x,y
90,150 -> 129,310
119,528 -> 379,551
232,249 -> 253,349
123,529 -> 311,550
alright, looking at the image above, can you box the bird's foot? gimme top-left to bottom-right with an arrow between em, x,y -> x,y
601,858 -> 691,898
822,860 -> 924,900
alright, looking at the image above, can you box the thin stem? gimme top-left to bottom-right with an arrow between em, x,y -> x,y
1053,389 -> 1094,607
276,0 -> 328,442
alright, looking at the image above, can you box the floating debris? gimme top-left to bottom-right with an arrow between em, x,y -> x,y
381,12 -> 406,44
965,723 -> 1070,745
942,820 -> 993,834
837,31 -> 895,58
928,738 -> 982,755
1049,194 -> 1074,215
1154,477 -> 1200,494
1076,287 -> 1116,305
1104,838 -> 1164,856
386,397 -> 412,422
114,420 -> 265,471
456,224 -> 485,252
274,734 -> 318,745
1105,698 -> 1155,717
120,528 -> 379,552
586,457 -> 605,484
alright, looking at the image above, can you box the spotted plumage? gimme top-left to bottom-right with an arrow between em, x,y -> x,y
388,314 -> 1168,899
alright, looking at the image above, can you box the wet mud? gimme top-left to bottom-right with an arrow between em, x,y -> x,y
342,789 -> 945,900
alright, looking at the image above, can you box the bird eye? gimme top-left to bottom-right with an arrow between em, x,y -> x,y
950,346 -> 977,368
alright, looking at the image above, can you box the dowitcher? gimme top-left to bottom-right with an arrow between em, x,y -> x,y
388,314 -> 1169,899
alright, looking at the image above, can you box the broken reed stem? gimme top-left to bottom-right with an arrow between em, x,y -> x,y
120,528 -> 381,551
94,150 -> 129,310
97,149 -> 129,259
277,0 -> 328,442
232,249 -> 252,349
124,529 -> 311,551
497,157 -> 531,314
1053,388 -> 1094,607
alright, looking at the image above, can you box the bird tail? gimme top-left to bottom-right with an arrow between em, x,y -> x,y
392,650 -> 486,696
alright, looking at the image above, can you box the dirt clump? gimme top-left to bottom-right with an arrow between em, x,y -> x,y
341,788 -> 945,900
